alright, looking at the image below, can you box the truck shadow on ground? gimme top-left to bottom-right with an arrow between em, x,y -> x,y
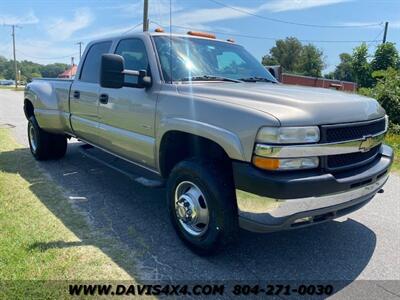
0,143 -> 377,295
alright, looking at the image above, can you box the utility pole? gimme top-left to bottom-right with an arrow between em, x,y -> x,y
3,24 -> 21,88
12,25 -> 18,88
76,42 -> 83,60
143,0 -> 149,31
383,21 -> 389,43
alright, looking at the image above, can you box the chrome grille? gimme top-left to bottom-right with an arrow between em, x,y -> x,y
326,145 -> 381,171
321,118 -> 385,171
321,118 -> 386,143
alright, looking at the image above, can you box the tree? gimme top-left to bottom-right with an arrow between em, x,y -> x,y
351,43 -> 372,87
261,54 -> 278,66
359,68 -> 400,125
262,37 -> 303,72
0,57 -> 69,81
333,53 -> 354,82
297,44 -> 325,77
40,63 -> 68,78
371,42 -> 399,72
262,37 -> 325,77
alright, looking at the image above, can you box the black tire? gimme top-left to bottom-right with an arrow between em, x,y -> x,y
28,116 -> 67,160
167,158 -> 238,255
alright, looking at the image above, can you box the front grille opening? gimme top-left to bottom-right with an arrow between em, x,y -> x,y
324,118 -> 385,143
350,178 -> 372,189
327,145 -> 380,170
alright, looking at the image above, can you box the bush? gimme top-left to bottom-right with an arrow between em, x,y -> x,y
359,68 -> 400,125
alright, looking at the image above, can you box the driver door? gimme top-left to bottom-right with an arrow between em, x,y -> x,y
97,38 -> 157,168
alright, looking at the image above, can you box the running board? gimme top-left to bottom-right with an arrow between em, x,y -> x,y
78,144 -> 165,188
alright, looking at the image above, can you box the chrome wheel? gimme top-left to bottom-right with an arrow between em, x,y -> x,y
174,181 -> 210,236
28,123 -> 37,152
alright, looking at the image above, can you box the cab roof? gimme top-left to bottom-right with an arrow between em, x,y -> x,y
90,31 -> 236,45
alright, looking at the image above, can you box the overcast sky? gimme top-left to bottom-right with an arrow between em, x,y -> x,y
0,0 -> 399,73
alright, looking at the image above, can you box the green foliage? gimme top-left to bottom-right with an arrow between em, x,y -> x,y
261,54 -> 279,66
0,56 -> 68,82
351,43 -> 373,87
334,42 -> 399,88
269,37 -> 303,72
332,53 -> 354,82
297,44 -> 325,77
359,68 -> 400,125
40,63 -> 69,78
262,37 -> 325,77
324,72 -> 334,79
371,42 -> 399,73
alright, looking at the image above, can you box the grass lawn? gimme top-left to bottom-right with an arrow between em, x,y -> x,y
385,133 -> 400,172
0,129 -> 138,298
0,86 -> 25,91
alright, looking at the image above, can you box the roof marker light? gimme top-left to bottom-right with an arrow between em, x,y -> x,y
187,31 -> 216,39
155,27 -> 164,33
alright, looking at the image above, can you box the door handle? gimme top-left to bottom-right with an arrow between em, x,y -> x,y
73,90 -> 80,99
99,93 -> 109,104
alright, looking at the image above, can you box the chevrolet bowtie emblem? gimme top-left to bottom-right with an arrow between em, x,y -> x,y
359,136 -> 375,152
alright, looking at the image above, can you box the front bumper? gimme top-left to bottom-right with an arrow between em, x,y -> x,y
233,145 -> 393,233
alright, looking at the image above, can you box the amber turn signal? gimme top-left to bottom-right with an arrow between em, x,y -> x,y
252,156 -> 280,170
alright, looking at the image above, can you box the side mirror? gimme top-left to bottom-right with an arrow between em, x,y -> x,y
100,54 -> 152,89
100,54 -> 125,89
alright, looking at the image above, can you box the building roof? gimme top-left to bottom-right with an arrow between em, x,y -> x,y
58,64 -> 78,78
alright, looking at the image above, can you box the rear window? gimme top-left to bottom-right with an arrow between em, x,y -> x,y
80,41 -> 112,83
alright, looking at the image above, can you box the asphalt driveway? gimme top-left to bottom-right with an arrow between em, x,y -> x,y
0,89 -> 399,298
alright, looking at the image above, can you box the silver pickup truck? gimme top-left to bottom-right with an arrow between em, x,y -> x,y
24,30 -> 393,254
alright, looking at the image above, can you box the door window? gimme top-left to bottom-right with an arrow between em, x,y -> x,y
115,39 -> 149,85
80,41 -> 112,83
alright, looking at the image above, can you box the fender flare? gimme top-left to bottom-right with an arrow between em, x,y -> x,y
156,117 -> 245,165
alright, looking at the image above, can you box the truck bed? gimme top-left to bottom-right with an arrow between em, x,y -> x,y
25,78 -> 74,134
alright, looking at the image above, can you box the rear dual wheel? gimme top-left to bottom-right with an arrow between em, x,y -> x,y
28,116 -> 67,160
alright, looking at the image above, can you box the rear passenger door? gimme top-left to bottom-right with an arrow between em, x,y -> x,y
97,38 -> 157,168
70,41 -> 111,143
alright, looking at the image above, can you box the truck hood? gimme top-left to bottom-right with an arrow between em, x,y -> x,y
177,82 -> 385,126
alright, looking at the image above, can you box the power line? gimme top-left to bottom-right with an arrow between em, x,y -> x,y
366,28 -> 386,48
16,50 -> 79,60
122,22 -> 143,35
151,22 -> 381,44
208,0 -> 384,29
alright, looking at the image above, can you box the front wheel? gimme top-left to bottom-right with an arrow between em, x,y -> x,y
28,116 -> 67,160
166,159 -> 238,255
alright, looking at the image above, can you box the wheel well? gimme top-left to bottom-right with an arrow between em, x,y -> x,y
159,131 -> 232,177
24,99 -> 34,119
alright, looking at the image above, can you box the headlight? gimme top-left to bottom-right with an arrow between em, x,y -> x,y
253,156 -> 319,171
256,126 -> 320,144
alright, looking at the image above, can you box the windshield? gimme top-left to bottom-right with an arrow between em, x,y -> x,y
153,36 -> 277,83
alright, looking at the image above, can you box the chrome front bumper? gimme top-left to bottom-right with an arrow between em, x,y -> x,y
237,173 -> 389,233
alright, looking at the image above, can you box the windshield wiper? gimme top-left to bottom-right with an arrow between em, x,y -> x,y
180,75 -> 242,83
239,76 -> 276,83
